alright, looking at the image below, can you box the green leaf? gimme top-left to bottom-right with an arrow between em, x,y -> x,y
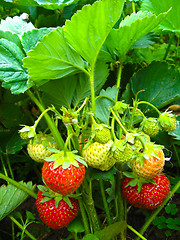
67,215 -> 85,234
88,167 -> 116,181
64,0 -> 125,65
131,61 -> 180,110
95,86 -> 117,124
21,27 -> 55,53
165,203 -> 178,215
0,181 -> 34,221
0,16 -> 35,36
141,0 -> 180,32
23,27 -> 86,85
35,0 -> 78,10
3,0 -> 38,7
95,221 -> 126,240
0,38 -> 29,94
105,10 -> 169,61
0,30 -> 22,49
40,75 -> 77,109
82,234 -> 99,240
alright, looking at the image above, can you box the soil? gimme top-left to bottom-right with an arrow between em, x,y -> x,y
0,194 -> 179,240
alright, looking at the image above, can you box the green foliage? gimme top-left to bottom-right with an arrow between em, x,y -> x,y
0,181 -> 34,221
141,0 -> 180,32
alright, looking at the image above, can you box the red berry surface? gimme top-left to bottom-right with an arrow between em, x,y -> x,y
42,161 -> 86,195
36,189 -> 79,229
122,172 -> 170,209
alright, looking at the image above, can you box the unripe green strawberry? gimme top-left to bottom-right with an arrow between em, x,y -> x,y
20,131 -> 29,140
140,117 -> 159,137
158,112 -> 177,132
111,140 -> 134,164
27,134 -> 58,163
82,140 -> 115,171
93,124 -> 111,144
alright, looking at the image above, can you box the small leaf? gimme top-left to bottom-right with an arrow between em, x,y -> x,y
67,215 -> 85,234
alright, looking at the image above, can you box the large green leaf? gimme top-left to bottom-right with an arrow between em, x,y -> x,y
0,181 -> 34,221
64,0 -> 125,65
3,0 -> 38,6
23,27 -> 86,85
0,39 -> 29,94
40,76 -> 77,108
131,61 -> 180,110
0,30 -> 22,49
105,10 -> 169,61
0,16 -> 35,36
141,0 -> 180,32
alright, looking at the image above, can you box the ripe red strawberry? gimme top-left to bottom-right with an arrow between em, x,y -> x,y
36,186 -> 79,229
130,143 -> 165,179
42,150 -> 86,195
122,172 -> 170,209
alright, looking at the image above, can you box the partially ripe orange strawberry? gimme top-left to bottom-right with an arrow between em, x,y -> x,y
130,143 -> 165,179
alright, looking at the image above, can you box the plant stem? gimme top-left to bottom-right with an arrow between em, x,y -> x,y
76,188 -> 90,234
110,108 -> 128,135
0,173 -> 37,199
6,154 -> 14,180
127,225 -> 147,240
27,90 -> 64,149
137,101 -> 161,116
82,179 -> 101,232
9,215 -> 37,240
163,32 -> 175,60
135,180 -> 180,240
115,63 -> 123,103
0,154 -> 8,177
99,179 -> 112,225
132,1 -> 136,13
89,67 -> 96,115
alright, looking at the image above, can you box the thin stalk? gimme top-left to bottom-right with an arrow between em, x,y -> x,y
9,216 -> 37,240
135,180 -> 180,240
0,154 -> 8,177
0,173 -> 37,199
6,154 -> 14,180
27,90 -> 64,149
110,108 -> 128,135
115,63 -> 123,103
132,1 -> 136,13
137,101 -> 161,116
99,179 -> 112,225
12,221 -> 15,240
163,32 -> 175,60
127,225 -> 147,240
76,188 -> 90,234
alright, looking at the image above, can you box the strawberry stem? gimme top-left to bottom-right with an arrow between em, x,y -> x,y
99,179 -> 112,225
115,63 -> 123,103
110,108 -> 128,135
135,180 -> 180,240
137,101 -> 161,116
27,90 -> 64,149
9,215 -> 37,240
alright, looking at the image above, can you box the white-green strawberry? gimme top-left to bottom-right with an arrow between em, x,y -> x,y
158,112 -> 177,132
111,139 -> 134,164
140,117 -> 159,137
93,124 -> 111,144
82,140 -> 115,171
27,133 -> 58,163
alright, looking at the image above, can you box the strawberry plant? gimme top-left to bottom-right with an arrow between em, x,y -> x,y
0,0 -> 180,239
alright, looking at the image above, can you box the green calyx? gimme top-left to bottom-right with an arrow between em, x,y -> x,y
62,107 -> 78,126
123,171 -> 156,193
19,125 -> 36,139
31,133 -> 57,147
45,150 -> 87,170
38,185 -> 81,208
158,112 -> 177,132
113,101 -> 129,114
